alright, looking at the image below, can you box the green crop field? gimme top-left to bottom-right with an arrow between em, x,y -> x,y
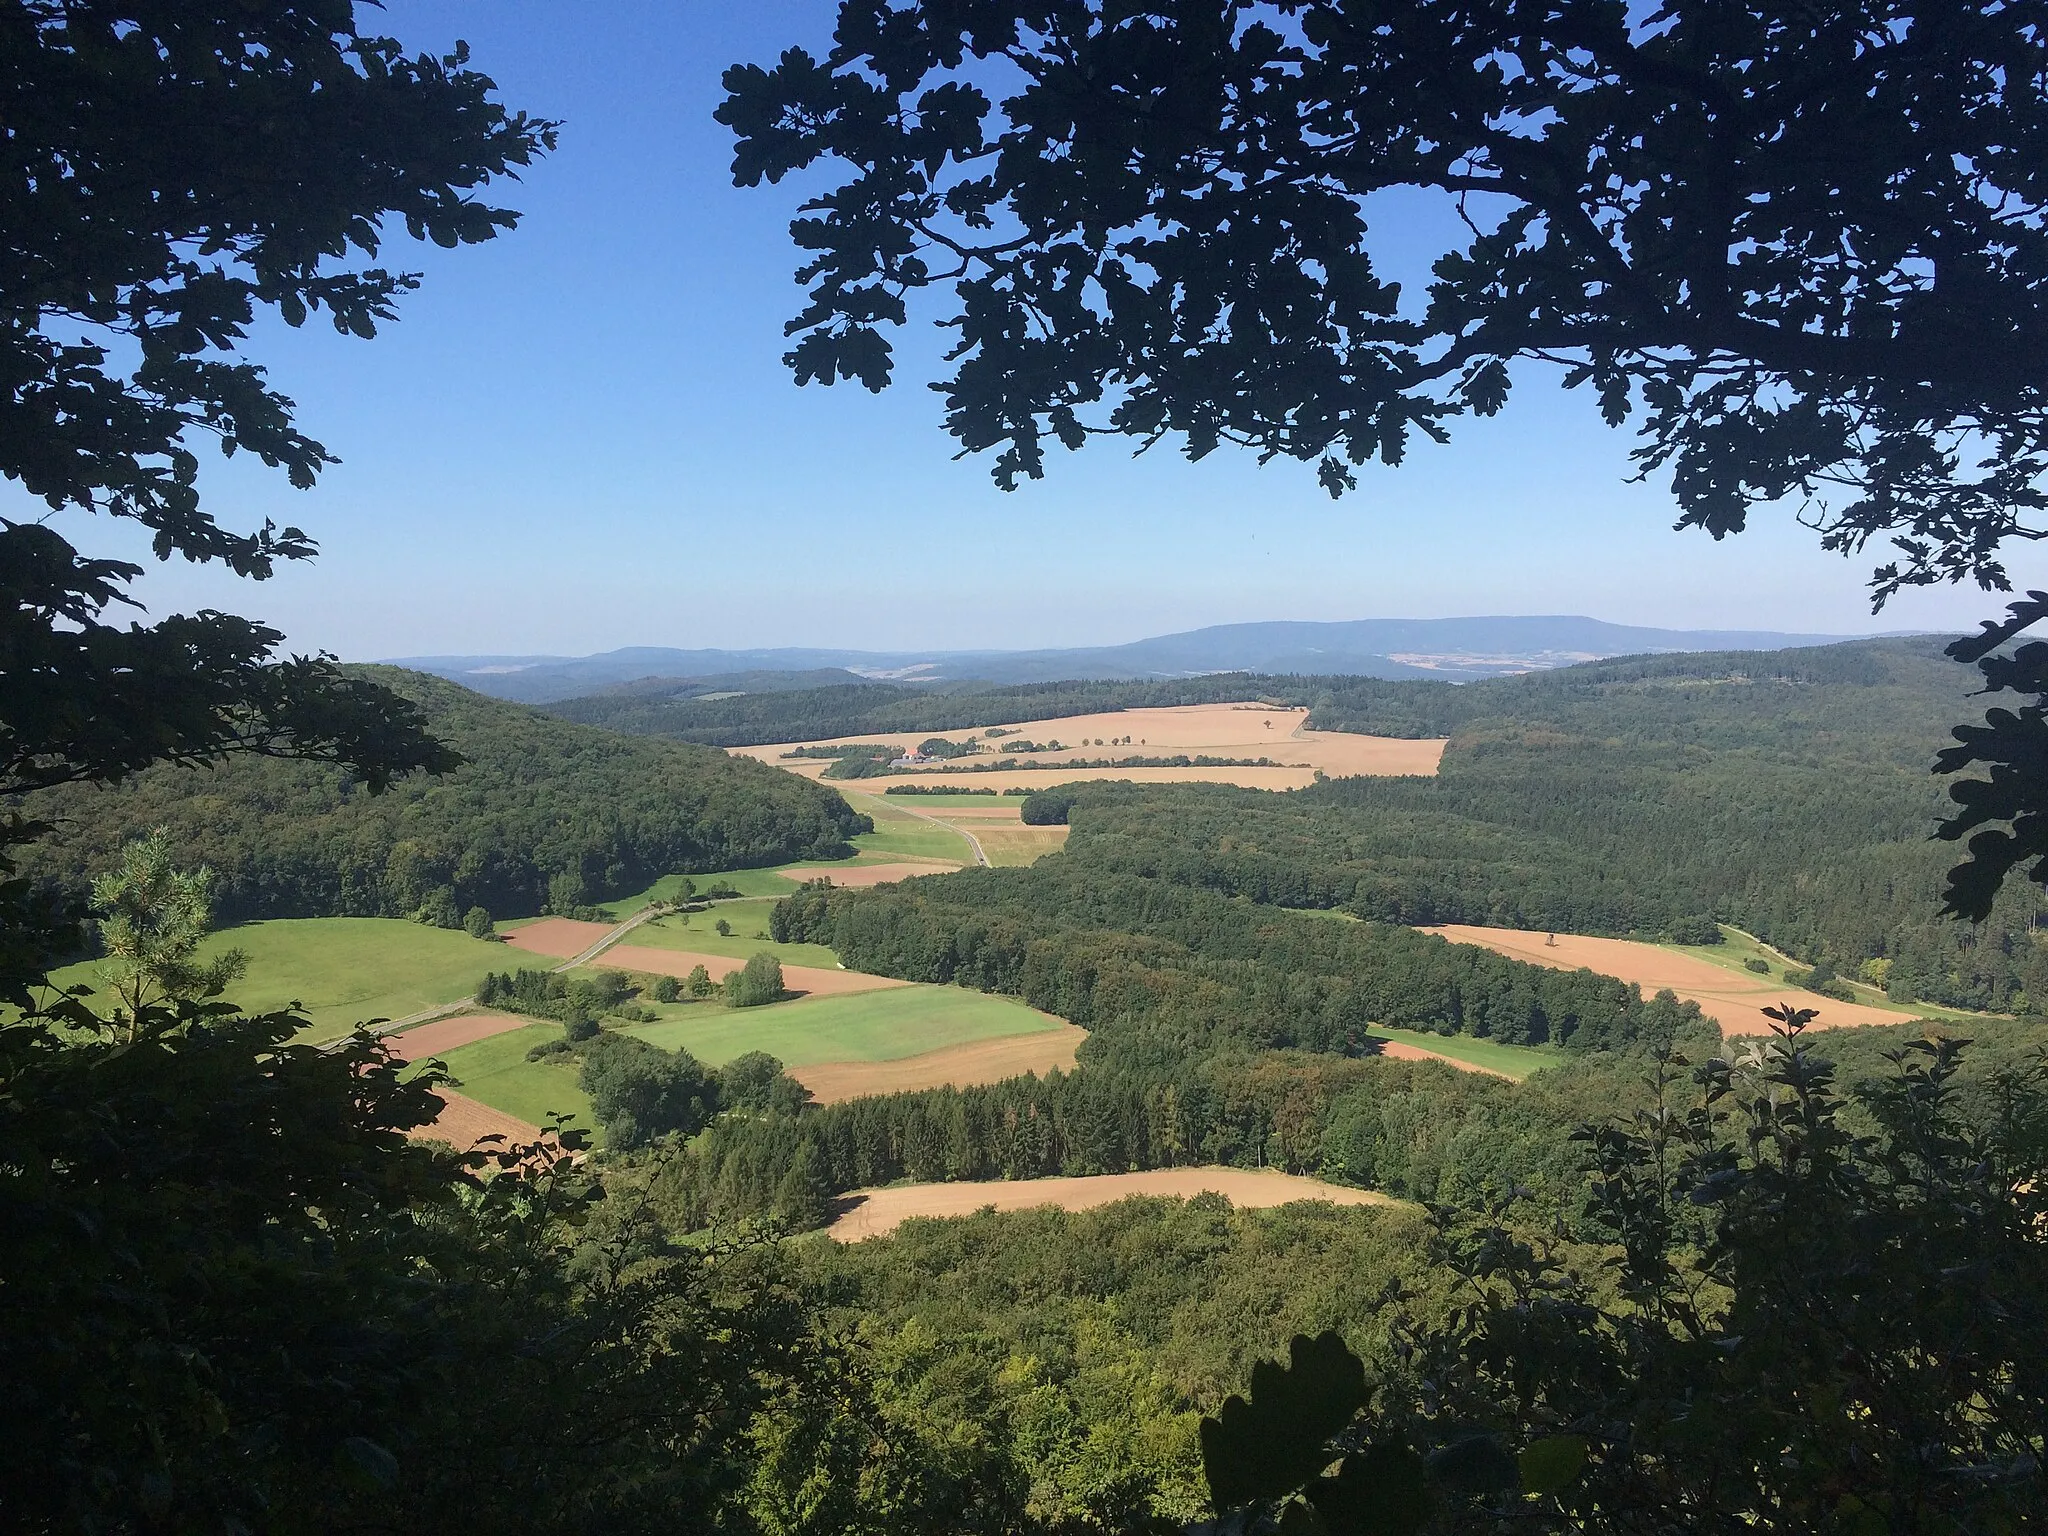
839,790 -> 977,863
427,1022 -> 594,1129
1364,1025 -> 1560,1081
47,917 -> 501,1044
625,901 -> 842,967
624,984 -> 1059,1067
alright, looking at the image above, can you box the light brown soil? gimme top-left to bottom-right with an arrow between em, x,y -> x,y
734,703 -> 1445,793
1371,1037 -> 1513,1078
411,1089 -> 541,1153
384,1011 -> 530,1061
793,1024 -> 1088,1104
792,861 -> 962,888
502,917 -> 615,959
594,944 -> 912,997
1422,924 -> 1922,1037
825,1165 -> 1400,1240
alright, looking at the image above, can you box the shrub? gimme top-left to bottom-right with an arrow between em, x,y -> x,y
1744,957 -> 1771,974
723,952 -> 784,1008
651,974 -> 682,1003
462,905 -> 494,939
563,1008 -> 600,1042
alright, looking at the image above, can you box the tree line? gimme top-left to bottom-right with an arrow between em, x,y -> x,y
16,668 -> 871,927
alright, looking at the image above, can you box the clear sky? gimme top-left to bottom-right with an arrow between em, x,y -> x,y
25,2 -> 2041,660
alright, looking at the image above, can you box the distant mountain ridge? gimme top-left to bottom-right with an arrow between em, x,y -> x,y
390,616 -> 1890,703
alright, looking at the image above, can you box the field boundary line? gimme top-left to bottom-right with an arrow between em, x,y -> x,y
554,905 -> 664,970
874,794 -> 988,865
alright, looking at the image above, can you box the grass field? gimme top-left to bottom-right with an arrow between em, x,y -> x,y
427,1022 -> 593,1128
47,917 -> 501,1044
839,791 -> 978,863
1365,1025 -> 1560,1081
626,900 -> 842,966
625,984 -> 1060,1067
977,827 -> 1070,866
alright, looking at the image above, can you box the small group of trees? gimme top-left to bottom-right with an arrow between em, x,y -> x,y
579,1037 -> 811,1149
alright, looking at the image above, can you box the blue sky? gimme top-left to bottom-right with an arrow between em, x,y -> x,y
27,2 -> 2040,659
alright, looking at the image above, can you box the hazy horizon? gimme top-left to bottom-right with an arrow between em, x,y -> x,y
12,1 -> 2037,661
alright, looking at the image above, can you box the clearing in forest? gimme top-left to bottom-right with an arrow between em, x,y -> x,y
627,985 -> 1064,1068
792,1022 -> 1087,1102
732,702 -> 1446,793
1364,1027 -> 1551,1079
1423,924 -> 1923,1036
824,1166 -> 1401,1240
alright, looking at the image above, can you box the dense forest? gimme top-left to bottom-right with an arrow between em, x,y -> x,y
14,668 -> 870,925
969,641 -> 2042,1012
543,673 -> 1347,745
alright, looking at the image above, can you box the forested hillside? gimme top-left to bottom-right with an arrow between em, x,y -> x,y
543,673 -> 1365,745
15,669 -> 869,924
1014,640 -> 2042,1012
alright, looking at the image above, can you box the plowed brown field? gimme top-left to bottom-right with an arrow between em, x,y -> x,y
384,1011 -> 530,1061
1423,925 -> 1921,1036
793,1024 -> 1087,1103
793,860 -> 960,887
825,1166 -> 1400,1240
411,1089 -> 540,1153
503,917 -> 614,959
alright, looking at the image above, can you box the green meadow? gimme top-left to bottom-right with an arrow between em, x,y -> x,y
49,917 -> 503,1044
1364,1025 -> 1559,1081
625,985 -> 1057,1068
838,790 -> 978,863
624,901 -> 842,967
426,1022 -> 593,1128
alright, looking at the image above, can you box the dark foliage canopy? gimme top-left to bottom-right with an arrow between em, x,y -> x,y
722,0 -> 2047,601
1,1 -> 553,809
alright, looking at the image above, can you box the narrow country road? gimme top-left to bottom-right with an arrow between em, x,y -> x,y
865,792 -> 989,866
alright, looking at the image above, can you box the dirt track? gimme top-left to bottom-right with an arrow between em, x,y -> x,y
1422,924 -> 1922,1036
793,1024 -> 1087,1104
824,1166 -> 1400,1240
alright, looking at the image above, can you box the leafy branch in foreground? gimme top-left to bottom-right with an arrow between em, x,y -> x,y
722,1 -> 2047,603
1198,1006 -> 2048,1534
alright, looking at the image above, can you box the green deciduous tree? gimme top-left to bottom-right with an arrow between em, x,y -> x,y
1197,1009 -> 2048,1534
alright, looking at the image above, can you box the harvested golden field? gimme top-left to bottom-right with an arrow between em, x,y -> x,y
1423,924 -> 1923,1036
733,702 -> 1445,792
824,1166 -> 1400,1240
792,1023 -> 1087,1104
